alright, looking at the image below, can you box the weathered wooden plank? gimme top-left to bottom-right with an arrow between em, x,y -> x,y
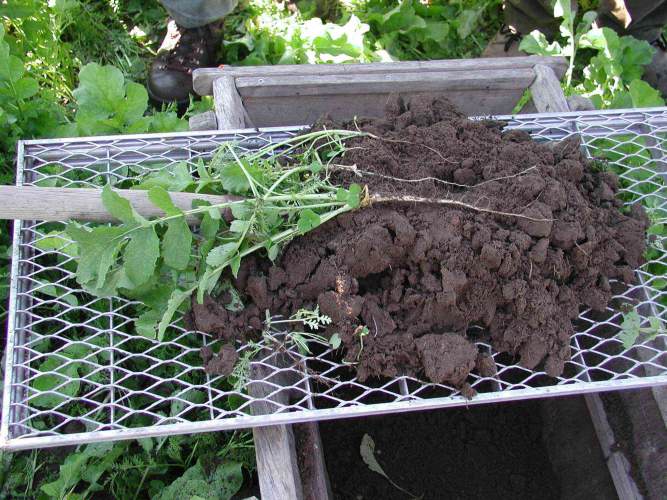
530,64 -> 569,113
188,110 -> 218,131
242,89 -> 526,127
0,186 -> 235,224
213,75 -> 246,130
249,356 -> 304,500
294,422 -> 332,500
193,56 -> 567,95
585,394 -> 644,500
235,69 -> 535,98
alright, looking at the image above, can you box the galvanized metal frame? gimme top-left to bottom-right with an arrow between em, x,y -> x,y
2,109 -> 666,450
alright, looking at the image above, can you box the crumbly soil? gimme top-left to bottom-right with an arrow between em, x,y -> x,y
194,95 -> 648,387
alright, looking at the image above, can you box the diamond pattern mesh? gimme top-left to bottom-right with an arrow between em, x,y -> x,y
2,111 -> 666,450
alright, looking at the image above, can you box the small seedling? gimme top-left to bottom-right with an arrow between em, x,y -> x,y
354,325 -> 370,361
618,308 -> 664,349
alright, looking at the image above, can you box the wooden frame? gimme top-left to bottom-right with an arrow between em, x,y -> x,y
191,56 -> 568,131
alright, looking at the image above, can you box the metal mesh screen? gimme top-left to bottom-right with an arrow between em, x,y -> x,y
2,109 -> 666,450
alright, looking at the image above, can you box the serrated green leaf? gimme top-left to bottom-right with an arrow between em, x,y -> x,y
116,81 -> 149,124
148,186 -> 181,216
157,289 -> 189,340
66,223 -> 126,289
206,243 -> 238,267
102,184 -> 144,225
329,333 -> 342,349
519,30 -> 563,56
230,202 -> 252,220
628,79 -> 665,108
163,218 -> 192,270
134,162 -> 193,192
267,243 -> 279,261
34,231 -> 77,256
219,159 -> 262,195
34,280 -> 79,306
135,309 -> 161,339
230,219 -> 251,234
347,184 -> 362,209
0,55 -> 25,83
124,227 -> 159,287
297,209 -> 321,233
200,212 -> 220,240
73,63 -> 126,116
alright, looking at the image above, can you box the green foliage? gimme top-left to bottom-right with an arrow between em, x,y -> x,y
59,63 -> 188,136
223,0 -> 502,64
156,460 -> 243,500
519,2 -> 664,109
0,433 -> 251,499
66,130 -> 365,341
0,23 -> 64,178
618,308 -> 663,349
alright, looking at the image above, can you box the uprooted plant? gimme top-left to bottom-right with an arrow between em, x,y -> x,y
66,128 -> 553,342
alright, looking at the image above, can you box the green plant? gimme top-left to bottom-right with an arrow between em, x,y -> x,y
222,0 -> 502,65
618,307 -> 664,349
65,129 -> 365,340
58,63 -> 187,137
519,0 -> 664,109
29,433 -> 250,499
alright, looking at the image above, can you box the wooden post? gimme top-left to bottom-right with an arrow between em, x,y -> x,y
189,110 -> 218,131
249,355 -> 304,500
212,75 -> 246,130
530,64 -> 569,113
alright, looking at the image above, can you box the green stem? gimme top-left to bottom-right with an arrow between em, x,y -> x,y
211,204 -> 353,276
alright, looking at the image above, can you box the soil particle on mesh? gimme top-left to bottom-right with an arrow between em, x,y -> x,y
320,402 -> 560,500
197,94 -> 648,387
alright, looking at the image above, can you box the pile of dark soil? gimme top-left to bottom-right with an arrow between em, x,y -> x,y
194,95 -> 648,388
319,402 -> 560,499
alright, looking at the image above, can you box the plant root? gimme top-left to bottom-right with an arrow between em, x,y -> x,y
361,189 -> 554,223
331,164 -> 540,189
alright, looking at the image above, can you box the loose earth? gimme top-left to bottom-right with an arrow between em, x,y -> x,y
194,95 -> 648,389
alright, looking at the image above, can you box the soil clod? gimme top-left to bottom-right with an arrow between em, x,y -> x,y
198,95 -> 648,387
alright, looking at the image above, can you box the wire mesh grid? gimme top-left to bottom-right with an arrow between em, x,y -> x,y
2,109 -> 666,450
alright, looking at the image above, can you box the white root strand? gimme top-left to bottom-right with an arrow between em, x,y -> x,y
366,193 -> 553,223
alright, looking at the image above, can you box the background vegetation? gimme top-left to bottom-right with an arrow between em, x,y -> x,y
0,0 -> 663,497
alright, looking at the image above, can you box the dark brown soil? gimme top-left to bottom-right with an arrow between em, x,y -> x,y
195,95 -> 648,386
320,401 -> 560,499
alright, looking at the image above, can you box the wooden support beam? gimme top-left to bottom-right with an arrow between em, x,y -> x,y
189,110 -> 218,131
530,64 -> 569,113
213,75 -> 246,130
249,355 -> 304,500
234,69 -> 536,98
193,56 -> 567,96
